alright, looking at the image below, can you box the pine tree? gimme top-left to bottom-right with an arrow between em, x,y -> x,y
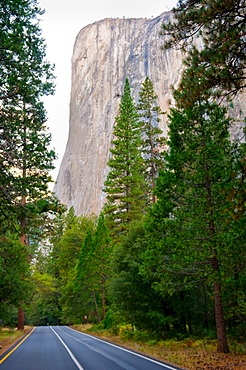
92,213 -> 111,320
0,235 -> 32,324
0,0 -> 56,225
141,102 -> 246,353
103,78 -> 147,237
75,214 -> 111,322
49,211 -> 95,324
137,77 -> 165,203
161,0 -> 246,106
0,0 -> 56,329
76,228 -> 101,322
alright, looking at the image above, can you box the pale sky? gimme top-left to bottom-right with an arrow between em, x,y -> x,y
38,0 -> 177,181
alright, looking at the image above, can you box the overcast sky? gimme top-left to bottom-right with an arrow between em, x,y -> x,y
38,0 -> 177,181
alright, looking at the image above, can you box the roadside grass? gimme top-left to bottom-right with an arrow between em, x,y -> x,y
72,324 -> 246,370
0,327 -> 30,356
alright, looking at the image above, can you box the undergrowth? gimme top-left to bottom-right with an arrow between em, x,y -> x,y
88,323 -> 246,354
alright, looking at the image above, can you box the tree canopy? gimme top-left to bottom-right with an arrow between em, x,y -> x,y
137,77 -> 165,203
161,0 -> 246,106
0,0 -> 56,230
141,101 -> 246,353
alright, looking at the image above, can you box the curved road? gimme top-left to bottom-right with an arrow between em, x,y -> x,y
0,326 -> 183,370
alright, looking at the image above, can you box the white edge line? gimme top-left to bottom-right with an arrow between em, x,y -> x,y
50,326 -> 84,370
66,326 -> 181,370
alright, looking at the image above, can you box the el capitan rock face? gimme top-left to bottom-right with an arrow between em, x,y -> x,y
54,12 -> 246,215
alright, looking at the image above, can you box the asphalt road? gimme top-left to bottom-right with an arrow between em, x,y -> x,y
0,326 -> 183,370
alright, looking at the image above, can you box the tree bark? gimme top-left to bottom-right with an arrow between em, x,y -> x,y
18,195 -> 26,330
213,257 -> 229,353
202,131 -> 229,354
101,277 -> 106,320
19,110 -> 27,329
18,306 -> 24,330
92,291 -> 101,323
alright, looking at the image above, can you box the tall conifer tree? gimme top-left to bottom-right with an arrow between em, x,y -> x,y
142,102 -> 246,353
137,77 -> 165,203
0,0 -> 56,225
0,0 -> 56,329
76,213 -> 111,321
103,78 -> 146,237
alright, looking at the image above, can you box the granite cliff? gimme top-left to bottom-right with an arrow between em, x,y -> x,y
54,12 -> 246,216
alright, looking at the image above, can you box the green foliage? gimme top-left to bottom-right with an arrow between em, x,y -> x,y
161,0 -> 246,106
0,0 -> 56,234
0,0 -> 66,327
109,219 -> 173,334
141,102 -> 246,352
46,210 -> 113,324
75,213 -> 111,322
46,210 -> 96,323
103,78 -> 147,237
27,268 -> 60,326
137,77 -> 166,203
0,235 -> 32,324
51,209 -> 95,282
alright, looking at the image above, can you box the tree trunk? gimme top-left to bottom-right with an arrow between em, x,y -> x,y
18,306 -> 24,330
18,195 -> 26,330
20,217 -> 26,245
101,278 -> 106,320
92,291 -> 101,323
213,257 -> 229,353
203,145 -> 229,353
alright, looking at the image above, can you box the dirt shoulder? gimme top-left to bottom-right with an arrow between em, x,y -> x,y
0,327 -> 32,357
71,325 -> 246,370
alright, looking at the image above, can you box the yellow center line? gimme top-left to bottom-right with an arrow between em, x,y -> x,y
0,327 -> 36,364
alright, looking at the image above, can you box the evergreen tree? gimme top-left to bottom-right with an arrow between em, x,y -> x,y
161,0 -> 246,106
75,228 -> 98,322
137,77 -> 165,203
48,211 -> 96,324
28,266 -> 59,326
110,219 -> 173,333
75,213 -> 111,322
141,102 -> 246,353
0,0 -> 56,329
103,78 -> 147,237
0,235 -> 32,325
51,210 -> 95,283
0,0 -> 56,227
92,213 -> 111,320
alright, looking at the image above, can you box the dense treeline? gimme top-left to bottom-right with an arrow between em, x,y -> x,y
0,0 -> 61,328
29,80 -> 245,354
35,0 -> 245,354
1,0 -> 245,355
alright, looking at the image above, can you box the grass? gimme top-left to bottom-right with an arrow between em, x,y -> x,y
0,327 -> 30,356
72,324 -> 246,370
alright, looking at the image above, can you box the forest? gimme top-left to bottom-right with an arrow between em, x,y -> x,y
0,0 -> 245,356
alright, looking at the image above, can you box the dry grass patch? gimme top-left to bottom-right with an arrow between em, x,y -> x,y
0,327 -> 31,356
71,325 -> 246,370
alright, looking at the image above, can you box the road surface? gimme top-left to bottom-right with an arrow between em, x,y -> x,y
0,326 -> 183,370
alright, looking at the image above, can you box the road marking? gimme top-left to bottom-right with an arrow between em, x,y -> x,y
0,327 -> 36,364
66,326 -> 181,370
50,326 -> 84,370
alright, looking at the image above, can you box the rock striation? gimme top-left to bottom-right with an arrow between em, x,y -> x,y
54,12 -> 246,216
